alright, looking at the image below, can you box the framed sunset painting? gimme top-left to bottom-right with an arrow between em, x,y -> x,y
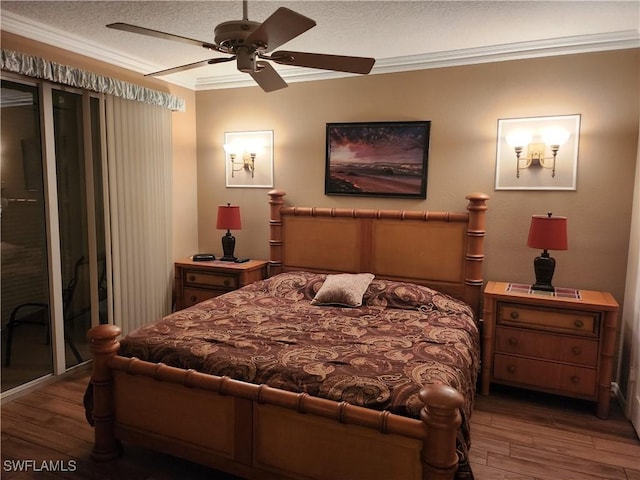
325,121 -> 430,198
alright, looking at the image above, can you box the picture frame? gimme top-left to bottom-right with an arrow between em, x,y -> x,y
325,121 -> 430,198
495,115 -> 581,191
224,130 -> 274,188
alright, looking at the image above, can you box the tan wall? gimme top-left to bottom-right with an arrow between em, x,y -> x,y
196,50 -> 639,302
196,49 -> 639,384
1,31 -> 199,260
170,86 -> 199,260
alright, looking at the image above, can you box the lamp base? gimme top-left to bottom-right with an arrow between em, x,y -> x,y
220,231 -> 237,262
531,250 -> 556,292
531,282 -> 555,292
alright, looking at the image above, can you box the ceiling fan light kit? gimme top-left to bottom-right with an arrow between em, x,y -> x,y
107,1 -> 375,92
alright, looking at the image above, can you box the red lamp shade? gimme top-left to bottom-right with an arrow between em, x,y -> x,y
216,204 -> 242,231
527,214 -> 568,251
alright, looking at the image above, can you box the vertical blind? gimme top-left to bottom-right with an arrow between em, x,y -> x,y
105,95 -> 173,334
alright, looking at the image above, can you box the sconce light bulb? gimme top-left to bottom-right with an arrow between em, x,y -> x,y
542,128 -> 570,147
245,140 -> 263,155
506,130 -> 532,148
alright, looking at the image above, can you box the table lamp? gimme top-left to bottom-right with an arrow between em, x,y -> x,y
527,212 -> 568,292
217,203 -> 242,261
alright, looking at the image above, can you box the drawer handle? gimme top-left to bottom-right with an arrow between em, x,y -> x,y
570,375 -> 580,384
508,337 -> 518,346
574,319 -> 584,328
189,275 -> 196,282
224,279 -> 230,286
507,365 -> 517,374
510,311 -> 520,320
190,295 -> 197,302
572,346 -> 582,355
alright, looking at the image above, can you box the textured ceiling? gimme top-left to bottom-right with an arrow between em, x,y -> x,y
1,1 -> 639,90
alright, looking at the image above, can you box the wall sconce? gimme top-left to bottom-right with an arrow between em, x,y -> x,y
507,127 -> 570,179
527,212 -> 568,292
223,142 -> 260,178
495,115 -> 580,191
223,130 -> 274,189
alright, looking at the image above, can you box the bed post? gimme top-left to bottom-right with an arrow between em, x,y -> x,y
464,192 -> 490,316
87,324 -> 122,461
419,384 -> 464,480
268,189 -> 286,276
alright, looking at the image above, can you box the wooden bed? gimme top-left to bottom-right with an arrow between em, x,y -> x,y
87,190 -> 489,480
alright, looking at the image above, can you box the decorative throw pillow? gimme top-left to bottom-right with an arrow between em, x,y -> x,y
310,273 -> 375,307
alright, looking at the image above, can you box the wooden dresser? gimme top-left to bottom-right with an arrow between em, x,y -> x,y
482,281 -> 619,418
174,258 -> 268,310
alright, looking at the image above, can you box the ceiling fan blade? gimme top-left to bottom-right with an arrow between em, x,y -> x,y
245,8 -> 316,53
107,22 -> 221,52
250,61 -> 288,92
146,57 -> 235,77
270,51 -> 375,74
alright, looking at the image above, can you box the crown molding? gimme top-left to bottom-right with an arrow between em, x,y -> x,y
193,66 -> 353,90
2,10 -> 638,92
374,29 -> 640,73
1,11 -> 197,89
194,30 -> 640,90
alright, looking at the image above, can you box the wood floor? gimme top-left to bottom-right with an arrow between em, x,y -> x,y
1,368 -> 639,480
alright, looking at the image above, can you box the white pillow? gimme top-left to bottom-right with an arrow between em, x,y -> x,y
310,273 -> 375,307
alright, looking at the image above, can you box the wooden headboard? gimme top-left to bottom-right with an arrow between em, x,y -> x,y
268,191 -> 489,316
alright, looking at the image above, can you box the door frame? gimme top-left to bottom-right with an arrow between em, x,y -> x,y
624,133 -> 640,436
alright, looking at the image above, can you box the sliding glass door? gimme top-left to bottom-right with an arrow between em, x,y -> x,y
1,78 -> 107,393
0,80 -> 53,390
53,89 -> 108,369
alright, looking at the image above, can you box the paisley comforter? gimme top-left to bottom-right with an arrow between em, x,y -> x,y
119,271 -> 479,479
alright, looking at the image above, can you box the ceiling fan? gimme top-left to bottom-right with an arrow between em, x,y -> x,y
107,0 -> 376,92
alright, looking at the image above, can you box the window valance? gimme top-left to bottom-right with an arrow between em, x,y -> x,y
1,49 -> 185,112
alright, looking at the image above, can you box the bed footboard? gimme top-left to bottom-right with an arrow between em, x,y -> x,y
88,325 -> 464,480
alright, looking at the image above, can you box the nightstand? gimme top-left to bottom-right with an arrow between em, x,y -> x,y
174,258 -> 269,310
482,281 -> 619,419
